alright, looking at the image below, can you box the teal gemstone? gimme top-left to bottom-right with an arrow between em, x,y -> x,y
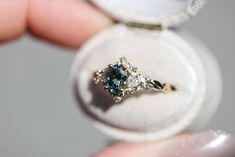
131,67 -> 137,72
102,64 -> 128,96
107,79 -> 122,94
112,64 -> 128,80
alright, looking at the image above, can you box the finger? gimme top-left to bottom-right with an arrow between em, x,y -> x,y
92,131 -> 235,157
0,0 -> 28,42
28,0 -> 112,47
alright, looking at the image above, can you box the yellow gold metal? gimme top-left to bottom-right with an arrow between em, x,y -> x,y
125,22 -> 163,31
93,57 -> 175,103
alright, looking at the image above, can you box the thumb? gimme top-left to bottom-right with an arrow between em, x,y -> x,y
92,131 -> 235,157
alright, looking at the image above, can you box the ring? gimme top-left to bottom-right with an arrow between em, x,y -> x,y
93,57 -> 175,103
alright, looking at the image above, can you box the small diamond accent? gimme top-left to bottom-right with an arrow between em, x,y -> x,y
93,57 -> 174,103
127,76 -> 140,88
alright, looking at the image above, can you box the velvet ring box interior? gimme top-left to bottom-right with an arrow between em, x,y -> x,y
71,0 -> 222,141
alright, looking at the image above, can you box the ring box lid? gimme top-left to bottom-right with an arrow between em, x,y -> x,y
91,0 -> 207,27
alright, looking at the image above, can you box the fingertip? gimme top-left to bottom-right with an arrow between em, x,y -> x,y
92,142 -> 151,157
28,0 -> 112,47
92,132 -> 235,157
0,0 -> 28,42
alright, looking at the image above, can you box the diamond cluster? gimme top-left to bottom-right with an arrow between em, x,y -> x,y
94,57 -> 154,103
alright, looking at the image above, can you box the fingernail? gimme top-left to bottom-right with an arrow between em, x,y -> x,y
150,131 -> 235,157
76,1 -> 113,47
84,3 -> 113,33
93,131 -> 235,157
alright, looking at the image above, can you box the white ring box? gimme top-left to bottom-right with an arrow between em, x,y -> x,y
71,0 -> 222,141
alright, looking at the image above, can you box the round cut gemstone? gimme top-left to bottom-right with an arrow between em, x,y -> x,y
131,66 -> 137,72
102,64 -> 128,96
112,64 -> 128,80
137,75 -> 150,90
107,79 -> 122,94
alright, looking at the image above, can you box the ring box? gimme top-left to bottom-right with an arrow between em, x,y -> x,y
71,0 -> 222,141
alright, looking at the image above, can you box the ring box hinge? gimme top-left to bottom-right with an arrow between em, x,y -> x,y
124,22 -> 163,31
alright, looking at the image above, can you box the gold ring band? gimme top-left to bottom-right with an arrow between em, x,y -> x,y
93,57 -> 175,103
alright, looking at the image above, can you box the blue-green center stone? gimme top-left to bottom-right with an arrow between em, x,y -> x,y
103,64 -> 128,95
112,64 -> 128,80
107,79 -> 122,94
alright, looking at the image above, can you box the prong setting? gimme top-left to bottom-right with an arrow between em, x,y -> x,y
93,57 -> 175,103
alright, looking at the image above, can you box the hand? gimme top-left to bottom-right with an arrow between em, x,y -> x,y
93,131 -> 235,157
1,1 -> 234,157
0,0 -> 112,47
